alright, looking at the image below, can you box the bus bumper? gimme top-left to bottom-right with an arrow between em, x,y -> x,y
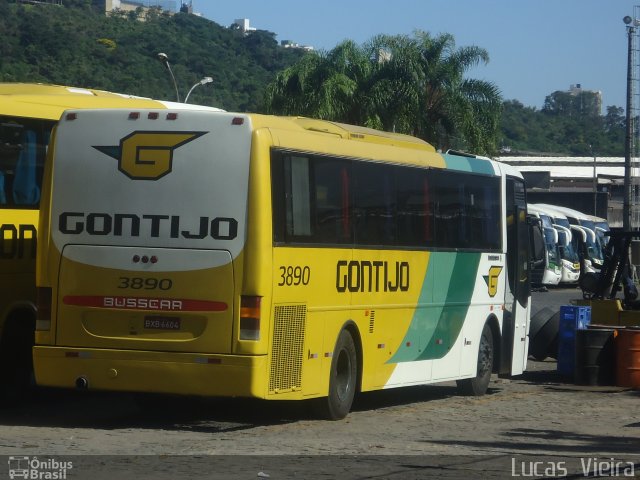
33,346 -> 268,398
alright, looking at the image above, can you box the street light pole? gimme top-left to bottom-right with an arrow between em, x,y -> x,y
157,52 -> 181,103
185,77 -> 213,103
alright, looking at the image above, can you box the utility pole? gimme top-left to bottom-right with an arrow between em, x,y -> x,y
623,15 -> 637,230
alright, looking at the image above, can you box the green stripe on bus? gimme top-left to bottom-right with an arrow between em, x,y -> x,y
389,252 -> 481,363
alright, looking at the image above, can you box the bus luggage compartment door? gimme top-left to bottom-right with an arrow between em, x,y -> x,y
55,245 -> 235,354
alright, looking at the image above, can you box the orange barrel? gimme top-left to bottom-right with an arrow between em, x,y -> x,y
574,326 -> 616,386
616,327 -> 640,388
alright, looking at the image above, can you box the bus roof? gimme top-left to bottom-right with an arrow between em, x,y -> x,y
535,204 -> 595,221
0,82 -> 223,120
530,204 -> 570,221
247,115 -> 436,152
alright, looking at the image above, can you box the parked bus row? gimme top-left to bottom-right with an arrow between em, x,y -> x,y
3,82 -> 542,419
528,203 -> 609,287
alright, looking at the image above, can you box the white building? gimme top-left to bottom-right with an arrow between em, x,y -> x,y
233,18 -> 257,34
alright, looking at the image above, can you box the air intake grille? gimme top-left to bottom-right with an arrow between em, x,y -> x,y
269,304 -> 306,394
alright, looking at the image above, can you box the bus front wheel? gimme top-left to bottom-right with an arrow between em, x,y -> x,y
313,329 -> 357,420
457,323 -> 493,396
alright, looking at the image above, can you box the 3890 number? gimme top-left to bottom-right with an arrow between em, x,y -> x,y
118,277 -> 173,290
278,266 -> 310,286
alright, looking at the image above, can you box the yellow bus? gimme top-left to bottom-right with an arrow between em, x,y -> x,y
34,109 -> 533,419
0,83 -> 221,403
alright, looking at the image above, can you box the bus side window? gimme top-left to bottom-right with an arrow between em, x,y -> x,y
285,155 -> 312,238
313,159 -> 352,244
13,130 -> 40,206
396,168 -> 433,247
353,162 -> 396,246
0,171 -> 5,204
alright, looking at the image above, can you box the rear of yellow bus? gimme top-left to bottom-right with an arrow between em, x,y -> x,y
34,109 -> 271,398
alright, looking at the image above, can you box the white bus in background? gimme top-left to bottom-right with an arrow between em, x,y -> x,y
587,213 -> 610,250
527,204 -> 561,286
531,204 -> 581,284
536,204 -> 606,273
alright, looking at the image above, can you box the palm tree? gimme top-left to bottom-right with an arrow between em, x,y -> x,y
262,40 -> 371,122
411,31 -> 502,154
262,31 -> 502,155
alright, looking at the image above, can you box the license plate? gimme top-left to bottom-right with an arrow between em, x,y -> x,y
144,316 -> 181,330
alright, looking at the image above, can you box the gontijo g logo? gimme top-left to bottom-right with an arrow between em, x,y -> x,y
94,131 -> 206,180
483,265 -> 503,298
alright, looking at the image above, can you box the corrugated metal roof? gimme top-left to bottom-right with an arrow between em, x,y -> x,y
498,156 -> 639,179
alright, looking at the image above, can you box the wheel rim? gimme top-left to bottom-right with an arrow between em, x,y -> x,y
478,333 -> 492,376
335,347 -> 352,401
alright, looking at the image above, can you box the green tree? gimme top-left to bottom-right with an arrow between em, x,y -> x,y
263,31 -> 502,155
411,32 -> 501,154
543,90 -> 600,118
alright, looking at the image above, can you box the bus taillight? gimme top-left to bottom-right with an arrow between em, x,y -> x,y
240,296 -> 261,340
36,287 -> 52,331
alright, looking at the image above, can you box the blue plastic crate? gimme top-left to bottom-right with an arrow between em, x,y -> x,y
559,305 -> 591,330
557,306 -> 591,376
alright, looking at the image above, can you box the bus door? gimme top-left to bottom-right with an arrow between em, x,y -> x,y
502,177 -> 531,376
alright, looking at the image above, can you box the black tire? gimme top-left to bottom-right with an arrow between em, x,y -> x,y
457,323 -> 493,396
0,316 -> 35,406
313,329 -> 357,420
529,307 -> 555,341
530,311 -> 559,361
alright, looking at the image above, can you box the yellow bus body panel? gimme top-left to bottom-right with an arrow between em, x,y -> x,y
33,346 -> 268,398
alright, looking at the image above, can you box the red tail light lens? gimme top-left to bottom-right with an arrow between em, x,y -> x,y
36,287 -> 52,331
240,296 -> 261,340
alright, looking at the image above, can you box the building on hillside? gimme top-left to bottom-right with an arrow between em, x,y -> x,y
232,18 -> 314,49
280,40 -> 314,51
179,1 -> 192,14
16,0 -> 61,5
233,18 -> 257,34
93,0 -> 176,15
499,156 -> 640,227
567,83 -> 602,116
568,83 -> 602,106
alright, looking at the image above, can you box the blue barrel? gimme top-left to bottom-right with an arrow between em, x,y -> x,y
557,306 -> 591,377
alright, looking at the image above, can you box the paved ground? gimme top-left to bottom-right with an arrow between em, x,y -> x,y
0,287 -> 637,479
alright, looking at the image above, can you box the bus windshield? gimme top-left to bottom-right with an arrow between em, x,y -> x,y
557,230 -> 579,263
543,228 -> 560,267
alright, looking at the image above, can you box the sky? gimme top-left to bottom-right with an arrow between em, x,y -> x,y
192,0 -> 640,111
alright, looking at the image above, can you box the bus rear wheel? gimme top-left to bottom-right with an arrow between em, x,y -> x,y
457,323 -> 493,396
313,329 -> 357,420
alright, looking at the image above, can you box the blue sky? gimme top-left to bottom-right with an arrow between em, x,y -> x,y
193,0 -> 638,111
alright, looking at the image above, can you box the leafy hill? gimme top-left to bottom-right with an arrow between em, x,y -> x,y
0,1 -> 304,111
0,1 -> 627,156
500,99 -> 625,157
